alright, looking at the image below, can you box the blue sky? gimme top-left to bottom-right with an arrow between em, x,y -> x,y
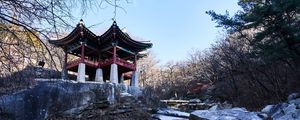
72,0 -> 240,64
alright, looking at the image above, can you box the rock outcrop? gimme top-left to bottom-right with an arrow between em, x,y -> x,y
49,89 -> 151,120
261,93 -> 300,120
0,81 -> 114,120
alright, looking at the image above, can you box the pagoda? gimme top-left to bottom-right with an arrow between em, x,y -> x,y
49,20 -> 152,87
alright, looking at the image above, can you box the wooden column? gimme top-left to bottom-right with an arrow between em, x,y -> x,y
131,54 -> 139,87
110,44 -> 118,84
80,42 -> 85,63
77,42 -> 86,82
113,45 -> 117,63
134,54 -> 137,71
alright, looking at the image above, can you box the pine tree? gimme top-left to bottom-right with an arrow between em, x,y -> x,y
207,0 -> 300,61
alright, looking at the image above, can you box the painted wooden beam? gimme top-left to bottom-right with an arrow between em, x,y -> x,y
85,44 -> 100,53
116,46 -> 136,55
100,45 -> 113,52
85,50 -> 97,55
122,55 -> 134,60
67,44 -> 81,53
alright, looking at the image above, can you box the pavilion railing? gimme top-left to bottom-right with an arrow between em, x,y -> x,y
84,59 -> 98,68
67,58 -> 98,69
67,57 -> 135,70
66,59 -> 81,69
116,58 -> 135,70
98,59 -> 113,67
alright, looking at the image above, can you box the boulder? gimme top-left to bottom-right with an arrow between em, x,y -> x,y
276,109 -> 300,120
190,107 -> 263,120
283,104 -> 297,114
261,105 -> 274,114
268,103 -> 300,120
288,93 -> 300,101
260,93 -> 300,120
209,105 -> 219,111
289,98 -> 300,105
270,103 -> 288,119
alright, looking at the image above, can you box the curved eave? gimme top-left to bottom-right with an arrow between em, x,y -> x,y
48,26 -> 80,46
98,25 -> 114,43
99,23 -> 153,51
49,24 -> 98,47
116,27 -> 152,49
81,25 -> 97,40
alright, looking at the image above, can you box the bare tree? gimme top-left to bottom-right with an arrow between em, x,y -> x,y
0,0 -> 130,95
0,0 -> 132,74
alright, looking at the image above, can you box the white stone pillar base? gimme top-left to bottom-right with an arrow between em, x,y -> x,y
95,68 -> 104,83
108,83 -> 115,104
120,73 -> 124,84
131,71 -> 139,87
110,63 -> 118,84
77,63 -> 86,82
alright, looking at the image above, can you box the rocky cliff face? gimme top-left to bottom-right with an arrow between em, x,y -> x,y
0,81 -> 115,120
49,92 -> 152,120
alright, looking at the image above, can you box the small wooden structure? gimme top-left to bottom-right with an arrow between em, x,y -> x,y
49,20 -> 152,86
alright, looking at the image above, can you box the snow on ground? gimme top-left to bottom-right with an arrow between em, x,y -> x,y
157,108 -> 190,118
152,114 -> 188,120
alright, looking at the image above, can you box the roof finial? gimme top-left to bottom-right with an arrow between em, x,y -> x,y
79,19 -> 84,26
113,20 -> 117,26
79,19 -> 84,37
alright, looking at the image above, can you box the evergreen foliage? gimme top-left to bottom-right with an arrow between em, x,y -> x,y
207,0 -> 300,61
